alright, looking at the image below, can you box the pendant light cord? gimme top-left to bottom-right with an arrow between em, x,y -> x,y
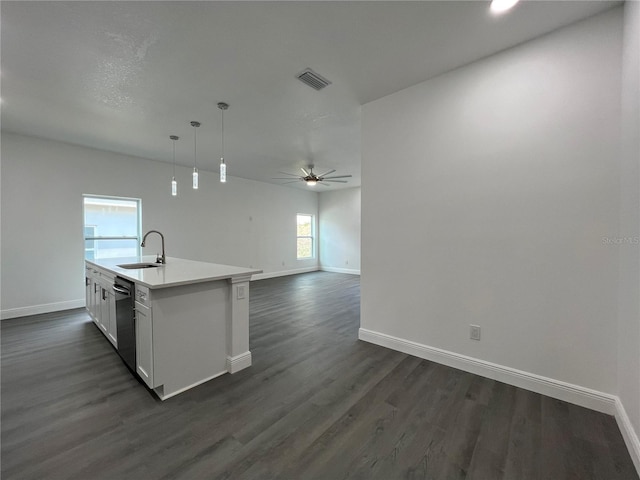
169,134 -> 179,176
193,125 -> 197,169
172,139 -> 176,176
221,107 -> 225,164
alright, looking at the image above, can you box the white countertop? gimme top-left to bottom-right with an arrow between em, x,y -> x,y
86,256 -> 262,289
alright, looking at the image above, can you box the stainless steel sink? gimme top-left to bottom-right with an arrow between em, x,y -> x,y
117,262 -> 162,270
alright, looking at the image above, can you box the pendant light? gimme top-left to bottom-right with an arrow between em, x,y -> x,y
170,135 -> 179,196
217,102 -> 229,183
190,121 -> 200,189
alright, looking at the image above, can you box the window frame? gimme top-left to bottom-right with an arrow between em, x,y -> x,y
296,213 -> 316,260
82,194 -> 142,260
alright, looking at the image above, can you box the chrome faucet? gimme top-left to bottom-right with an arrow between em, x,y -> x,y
141,230 -> 166,264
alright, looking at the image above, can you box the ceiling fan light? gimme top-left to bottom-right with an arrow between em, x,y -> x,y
306,179 -> 317,186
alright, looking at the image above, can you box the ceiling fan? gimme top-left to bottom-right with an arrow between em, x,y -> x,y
273,165 -> 352,187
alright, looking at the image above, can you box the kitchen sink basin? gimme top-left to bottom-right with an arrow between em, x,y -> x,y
117,262 -> 162,269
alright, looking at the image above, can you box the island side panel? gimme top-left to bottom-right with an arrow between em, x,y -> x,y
226,275 -> 252,373
151,280 -> 228,399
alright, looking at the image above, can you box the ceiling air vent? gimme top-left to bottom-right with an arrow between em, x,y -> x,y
296,68 -> 332,91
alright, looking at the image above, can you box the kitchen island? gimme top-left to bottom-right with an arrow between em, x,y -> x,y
85,256 -> 261,400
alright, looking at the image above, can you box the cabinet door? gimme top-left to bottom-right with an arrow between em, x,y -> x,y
99,287 -> 109,333
135,301 -> 154,388
91,280 -> 99,324
85,272 -> 91,312
107,289 -> 117,347
85,271 -> 98,323
93,283 -> 103,327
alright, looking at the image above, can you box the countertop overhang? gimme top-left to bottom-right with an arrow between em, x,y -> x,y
86,256 -> 262,289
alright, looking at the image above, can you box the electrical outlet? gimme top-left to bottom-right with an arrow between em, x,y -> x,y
237,285 -> 246,300
470,325 -> 481,341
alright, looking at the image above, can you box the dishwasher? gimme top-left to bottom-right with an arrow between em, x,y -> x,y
113,277 -> 136,372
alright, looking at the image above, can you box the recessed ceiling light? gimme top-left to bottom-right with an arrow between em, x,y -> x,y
490,0 -> 519,14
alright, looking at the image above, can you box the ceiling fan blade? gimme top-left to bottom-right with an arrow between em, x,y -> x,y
278,171 -> 300,177
272,177 -> 301,180
319,182 -> 331,187
280,180 -> 300,184
301,167 -> 310,176
322,175 -> 352,179
316,169 -> 336,177
323,180 -> 348,183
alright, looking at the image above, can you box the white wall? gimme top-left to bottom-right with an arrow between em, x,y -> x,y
1,132 -> 318,318
618,0 -> 640,469
318,187 -> 361,274
361,8 -> 622,396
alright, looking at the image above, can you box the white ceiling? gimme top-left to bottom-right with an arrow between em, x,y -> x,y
1,1 -> 618,190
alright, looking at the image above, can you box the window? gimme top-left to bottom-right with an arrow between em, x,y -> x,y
297,214 -> 315,259
83,195 -> 141,260
84,225 -> 97,259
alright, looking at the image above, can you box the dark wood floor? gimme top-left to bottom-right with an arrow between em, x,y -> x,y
1,272 -> 637,479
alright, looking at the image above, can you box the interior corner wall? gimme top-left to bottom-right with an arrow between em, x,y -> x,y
361,8 -> 622,395
0,132 -> 318,318
318,187 -> 361,274
618,0 -> 640,463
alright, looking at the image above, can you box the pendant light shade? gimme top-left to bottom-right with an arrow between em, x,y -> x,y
170,135 -> 179,196
190,121 -> 200,189
220,161 -> 226,183
218,102 -> 229,183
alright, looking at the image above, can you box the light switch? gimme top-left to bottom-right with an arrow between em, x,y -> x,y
237,285 -> 246,300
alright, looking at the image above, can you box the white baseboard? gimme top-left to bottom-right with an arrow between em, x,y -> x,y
320,266 -> 361,275
251,266 -> 319,281
226,351 -> 252,373
1,299 -> 86,320
358,328 -> 617,415
155,369 -> 228,401
615,397 -> 640,474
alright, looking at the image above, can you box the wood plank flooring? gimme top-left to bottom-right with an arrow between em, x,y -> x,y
1,271 -> 637,479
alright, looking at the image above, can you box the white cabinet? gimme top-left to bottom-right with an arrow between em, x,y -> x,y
85,268 -> 93,318
100,286 -> 117,346
134,300 -> 154,388
98,286 -> 109,333
86,268 -> 101,326
131,281 -> 230,400
85,258 -> 254,401
85,263 -> 117,348
85,268 -> 92,313
107,290 -> 117,346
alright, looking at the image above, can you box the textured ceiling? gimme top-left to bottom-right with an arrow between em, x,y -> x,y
1,1 -> 618,190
